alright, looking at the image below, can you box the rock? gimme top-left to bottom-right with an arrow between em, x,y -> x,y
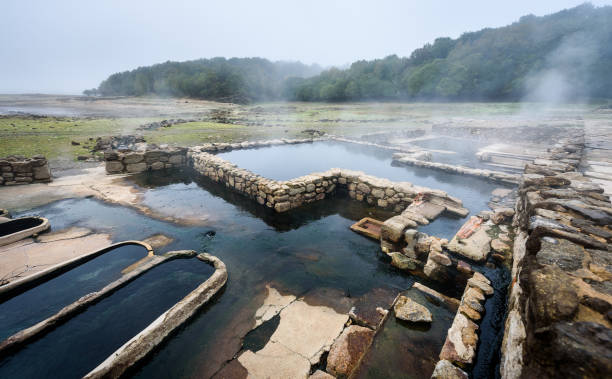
491,211 -> 506,224
535,237 -> 585,272
104,150 -> 119,160
491,238 -> 511,253
456,261 -> 472,275
424,257 -> 447,281
326,325 -> 375,377
459,303 -> 481,321
125,162 -> 147,173
564,202 -> 612,226
467,277 -> 494,296
527,322 -> 612,378
431,360 -> 468,379
394,295 -> 432,322
105,160 -> 124,173
123,152 -> 144,164
522,175 -> 570,188
472,271 -> 490,285
150,161 -> 165,170
356,182 -> 371,194
390,252 -> 418,271
11,161 -> 32,173
310,370 -> 334,379
32,164 -> 50,180
349,287 -> 399,329
439,313 -> 479,366
447,227 -> 492,262
274,201 -> 291,213
381,215 -> 416,243
528,265 -> 579,328
168,154 -> 184,165
430,252 -> 452,266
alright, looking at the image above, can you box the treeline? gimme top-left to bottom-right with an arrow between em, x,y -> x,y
93,3 -> 612,103
287,4 -> 612,102
94,58 -> 322,103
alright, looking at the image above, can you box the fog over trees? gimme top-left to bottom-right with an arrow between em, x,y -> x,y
94,4 -> 612,103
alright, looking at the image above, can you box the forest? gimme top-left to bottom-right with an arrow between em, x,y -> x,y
92,4 -> 612,103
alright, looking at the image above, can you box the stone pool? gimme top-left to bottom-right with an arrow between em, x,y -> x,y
0,140 -> 514,378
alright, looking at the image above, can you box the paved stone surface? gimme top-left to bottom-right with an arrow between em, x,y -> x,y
0,229 -> 111,284
227,287 -> 350,379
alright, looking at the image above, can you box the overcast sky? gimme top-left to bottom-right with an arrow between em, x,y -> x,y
2,0 -> 611,94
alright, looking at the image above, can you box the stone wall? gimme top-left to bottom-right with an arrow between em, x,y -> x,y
393,153 -> 520,184
0,155 -> 51,186
188,145 -> 468,215
500,131 -> 612,378
104,147 -> 187,174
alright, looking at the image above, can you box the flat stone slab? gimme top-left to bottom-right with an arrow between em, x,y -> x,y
229,287 -> 350,379
253,285 -> 297,328
447,221 -> 492,262
349,287 -> 399,329
270,299 -> 348,364
408,201 -> 446,220
238,341 -> 311,379
0,231 -> 112,285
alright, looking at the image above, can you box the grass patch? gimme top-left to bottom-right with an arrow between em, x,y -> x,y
0,116 -> 155,159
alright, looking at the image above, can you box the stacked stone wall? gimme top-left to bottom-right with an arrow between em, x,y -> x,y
0,155 -> 51,186
500,130 -> 612,378
104,148 -> 187,174
393,153 -> 520,184
188,146 -> 467,215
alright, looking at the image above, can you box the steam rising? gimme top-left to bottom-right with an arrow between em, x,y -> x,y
523,31 -> 599,104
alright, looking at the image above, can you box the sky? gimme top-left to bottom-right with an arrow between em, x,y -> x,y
2,0 -> 611,94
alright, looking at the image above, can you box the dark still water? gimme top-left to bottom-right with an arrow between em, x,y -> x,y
218,141 -> 511,238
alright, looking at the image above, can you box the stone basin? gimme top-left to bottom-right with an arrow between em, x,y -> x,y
0,217 -> 49,247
